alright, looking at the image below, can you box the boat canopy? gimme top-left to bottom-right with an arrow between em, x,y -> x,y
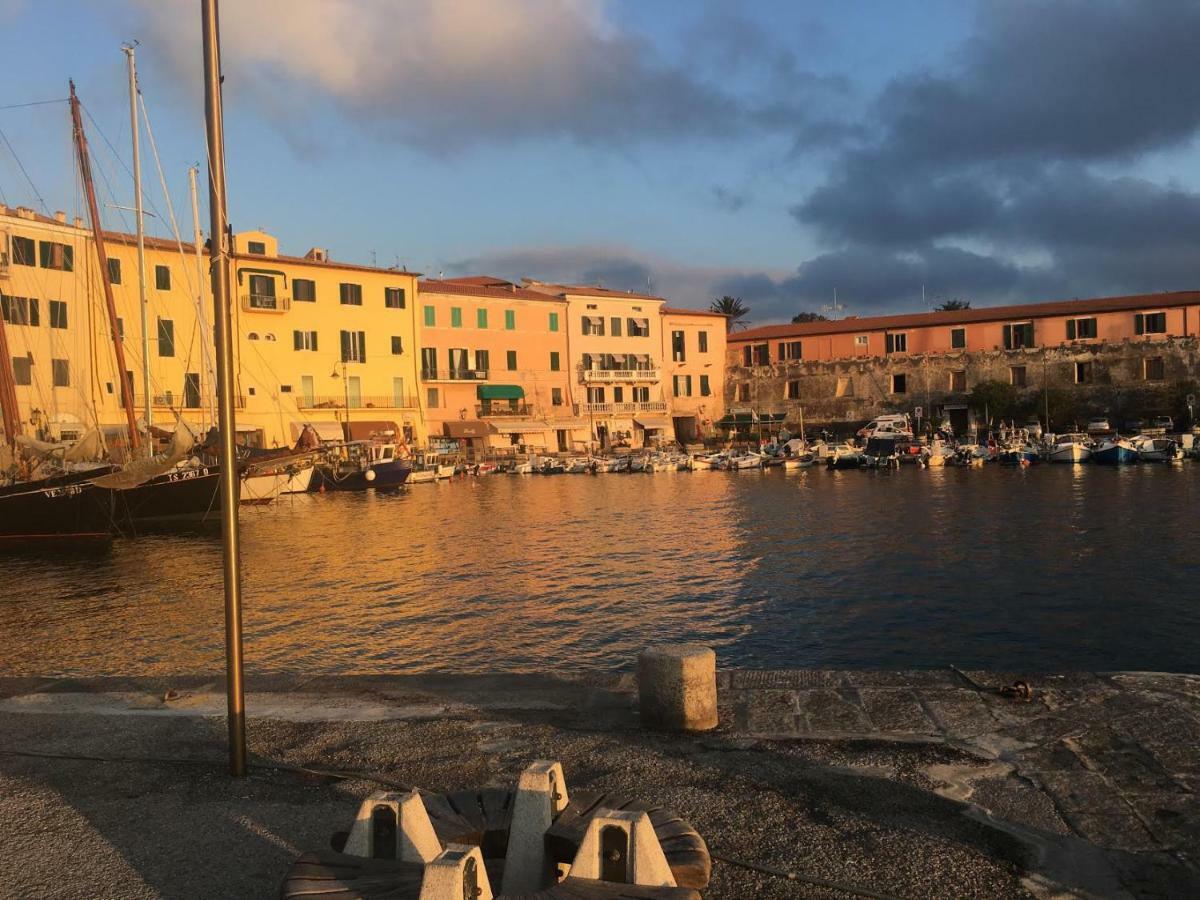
346,420 -> 401,441
477,384 -> 524,400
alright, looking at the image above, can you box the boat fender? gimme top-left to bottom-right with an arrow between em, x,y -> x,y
365,468 -> 376,482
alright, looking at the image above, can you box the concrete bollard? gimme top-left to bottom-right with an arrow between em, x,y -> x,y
418,843 -> 493,900
638,644 -> 718,731
500,760 -> 570,895
342,791 -> 442,862
570,808 -> 677,887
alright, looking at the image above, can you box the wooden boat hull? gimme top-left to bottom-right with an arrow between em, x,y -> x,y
0,470 -> 115,546
108,465 -> 226,532
242,465 -> 315,503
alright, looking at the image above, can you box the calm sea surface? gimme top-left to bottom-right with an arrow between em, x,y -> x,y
1,464 -> 1197,675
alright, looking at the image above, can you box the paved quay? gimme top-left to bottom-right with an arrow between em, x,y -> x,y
0,669 -> 1196,899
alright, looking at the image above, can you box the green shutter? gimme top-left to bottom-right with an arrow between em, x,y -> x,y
423,305 -> 436,327
505,309 -> 516,330
885,333 -> 895,354
477,308 -> 488,328
1023,323 -> 1035,347
1002,324 -> 1013,349
451,307 -> 462,328
550,351 -> 560,371
340,330 -> 350,362
293,330 -> 302,351
1066,319 -> 1076,340
1134,313 -> 1144,335
549,312 -> 559,332
506,350 -> 517,370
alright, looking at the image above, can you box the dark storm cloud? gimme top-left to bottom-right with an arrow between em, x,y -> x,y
787,0 -> 1200,314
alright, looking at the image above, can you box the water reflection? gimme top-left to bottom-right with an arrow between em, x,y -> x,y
1,465 -> 1197,675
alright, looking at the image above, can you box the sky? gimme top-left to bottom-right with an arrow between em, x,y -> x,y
1,0 -> 1198,325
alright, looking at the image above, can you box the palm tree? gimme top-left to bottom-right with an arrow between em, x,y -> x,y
710,295 -> 749,331
936,299 -> 972,311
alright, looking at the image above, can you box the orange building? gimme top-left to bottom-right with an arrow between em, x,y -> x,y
661,306 -> 727,442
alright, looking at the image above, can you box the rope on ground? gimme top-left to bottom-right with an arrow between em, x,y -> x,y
710,849 -> 905,900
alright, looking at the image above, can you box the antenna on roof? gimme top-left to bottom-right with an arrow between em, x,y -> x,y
370,249 -> 377,267
822,288 -> 845,321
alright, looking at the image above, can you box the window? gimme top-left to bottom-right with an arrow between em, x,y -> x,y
855,334 -> 869,348
1010,365 -> 1027,387
835,377 -> 852,398
786,380 -> 801,400
672,330 -> 686,362
12,355 -> 32,385
506,350 -> 517,371
157,318 -> 175,357
247,240 -> 266,255
673,375 -> 693,397
293,330 -> 318,351
778,340 -> 802,361
742,346 -> 752,367
950,370 -> 966,392
582,316 -> 605,336
1,295 -> 38,326
474,349 -> 489,372
107,258 -> 122,285
950,328 -> 965,349
247,273 -> 277,308
1003,322 -> 1035,349
184,373 -> 201,408
391,336 -> 404,355
39,241 -> 73,271
611,316 -> 623,337
736,383 -> 751,402
49,300 -> 67,329
891,373 -> 907,394
700,375 -> 711,396
1144,357 -> 1165,381
550,351 -> 560,371
885,333 -> 907,353
339,282 -> 363,306
116,317 -> 124,340
551,387 -> 564,406
426,387 -> 439,408
447,347 -> 468,377
11,235 -> 34,266
392,377 -> 407,407
248,332 -> 260,341
627,317 -> 650,337
1135,312 -> 1167,335
450,307 -> 463,327
293,278 -> 316,302
587,386 -> 606,404
505,309 -> 515,330
752,343 -> 770,366
613,386 -> 624,403
280,384 -> 292,393
630,386 -> 648,402
1067,317 -> 1097,340
477,308 -> 488,328
549,312 -> 559,332
423,305 -> 436,327
155,265 -> 170,290
1074,361 -> 1092,384
420,347 -> 437,379
340,329 -> 366,362
52,358 -> 69,387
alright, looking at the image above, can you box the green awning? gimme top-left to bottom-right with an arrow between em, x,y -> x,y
476,384 -> 524,400
716,413 -> 754,428
757,412 -> 787,424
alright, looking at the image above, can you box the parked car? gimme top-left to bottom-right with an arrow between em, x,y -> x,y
1123,418 -> 1147,434
1086,417 -> 1112,434
1150,416 -> 1174,431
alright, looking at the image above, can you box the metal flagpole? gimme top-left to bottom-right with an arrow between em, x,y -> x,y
122,43 -> 152,438
201,0 -> 246,777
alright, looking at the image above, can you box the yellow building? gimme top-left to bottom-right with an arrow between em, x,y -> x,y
661,307 -> 727,443
417,277 -> 586,454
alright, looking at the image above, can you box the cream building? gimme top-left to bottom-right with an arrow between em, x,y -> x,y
661,307 -> 727,443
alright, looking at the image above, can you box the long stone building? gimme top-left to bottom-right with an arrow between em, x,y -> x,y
725,293 -> 1200,435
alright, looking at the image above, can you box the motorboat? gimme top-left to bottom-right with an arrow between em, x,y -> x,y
728,451 -> 764,470
826,443 -> 863,469
998,443 -> 1039,466
1092,437 -> 1138,465
310,440 -> 412,490
783,452 -> 815,470
1047,433 -> 1092,464
533,456 -> 566,475
241,456 -> 316,503
565,458 -> 591,474
407,468 -> 437,484
1133,435 -> 1183,463
861,435 -> 902,469
511,461 -> 534,475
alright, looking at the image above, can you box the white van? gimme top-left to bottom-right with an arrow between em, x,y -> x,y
858,414 -> 913,438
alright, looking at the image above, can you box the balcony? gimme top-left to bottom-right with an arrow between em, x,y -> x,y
476,402 -> 535,418
129,393 -> 244,409
580,401 -> 668,415
581,368 -> 660,383
296,394 -> 418,410
421,368 -> 489,382
240,292 -> 292,313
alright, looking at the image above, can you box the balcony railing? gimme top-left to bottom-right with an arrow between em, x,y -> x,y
296,394 -> 418,410
421,368 -> 489,382
581,368 -> 660,383
476,402 -> 534,418
129,393 -> 244,409
240,292 -> 292,312
580,401 -> 668,415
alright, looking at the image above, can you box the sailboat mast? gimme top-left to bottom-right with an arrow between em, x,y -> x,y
123,44 -> 152,434
188,164 -> 215,427
69,81 -> 141,453
201,0 -> 246,778
0,315 -> 22,444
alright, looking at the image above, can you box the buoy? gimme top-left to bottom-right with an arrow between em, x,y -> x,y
365,468 -> 377,482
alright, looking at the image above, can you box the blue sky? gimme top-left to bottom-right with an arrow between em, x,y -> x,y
1,1 -> 1198,324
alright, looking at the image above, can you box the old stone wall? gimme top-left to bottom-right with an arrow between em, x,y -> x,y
724,337 -> 1200,432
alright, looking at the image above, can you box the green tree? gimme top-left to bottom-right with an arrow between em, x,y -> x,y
970,380 -> 1021,422
935,299 -> 972,311
710,295 -> 749,331
791,311 -> 829,324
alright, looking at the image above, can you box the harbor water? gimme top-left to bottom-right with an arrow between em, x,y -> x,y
1,464 -> 1197,676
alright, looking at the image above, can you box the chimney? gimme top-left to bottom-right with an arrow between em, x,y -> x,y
73,216 -> 84,228
54,210 -> 67,223
0,203 -> 7,215
304,247 -> 328,262
16,206 -> 34,220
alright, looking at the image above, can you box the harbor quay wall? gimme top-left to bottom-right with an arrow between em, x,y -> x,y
723,336 -> 1200,431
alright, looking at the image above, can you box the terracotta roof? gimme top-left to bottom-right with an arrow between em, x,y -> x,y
661,306 -> 727,318
439,275 -> 513,287
727,290 -> 1200,344
419,278 -> 564,303
521,280 -> 664,302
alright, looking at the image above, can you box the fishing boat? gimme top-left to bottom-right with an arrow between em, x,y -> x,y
241,455 -> 316,503
728,451 -> 764,470
310,439 -> 412,490
826,444 -> 863,469
783,452 -> 814,470
1047,433 -> 1092,463
532,456 -> 565,475
861,435 -> 902,469
1132,435 -> 1183,463
998,442 -> 1039,466
1092,437 -> 1138,465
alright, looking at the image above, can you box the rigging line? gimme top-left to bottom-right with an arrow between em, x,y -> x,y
0,98 -> 68,112
0,125 -> 48,213
79,101 -> 169,231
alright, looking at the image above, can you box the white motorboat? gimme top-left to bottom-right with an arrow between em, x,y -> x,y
565,458 -> 591,474
730,451 -> 764,470
241,461 -> 315,503
1133,435 -> 1183,462
512,461 -> 534,475
783,452 -> 814,470
1047,433 -> 1092,463
407,468 -> 437,484
435,463 -> 456,479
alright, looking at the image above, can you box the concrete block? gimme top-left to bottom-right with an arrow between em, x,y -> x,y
638,644 -> 718,731
570,808 -> 677,887
419,843 -> 493,900
342,790 -> 442,863
499,760 -> 570,895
